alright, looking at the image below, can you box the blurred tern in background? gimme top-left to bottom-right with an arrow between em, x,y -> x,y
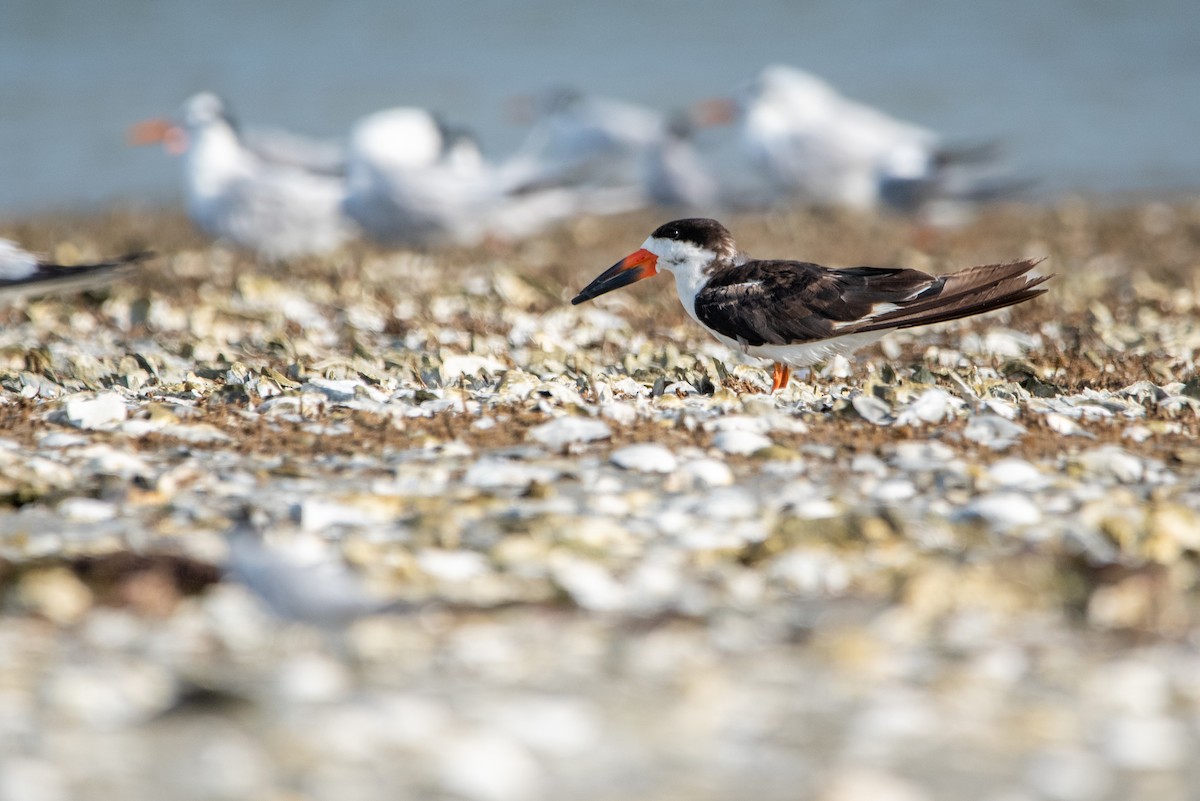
344,104 -> 640,248
131,96 -> 347,175
340,107 -> 473,175
0,240 -> 150,301
641,114 -> 721,212
341,105 -> 491,246
239,124 -> 346,176
130,92 -> 355,261
697,65 -> 1011,215
128,73 -> 1021,254
499,88 -> 668,198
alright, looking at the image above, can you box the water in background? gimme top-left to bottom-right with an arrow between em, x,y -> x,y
2,0 -> 1198,214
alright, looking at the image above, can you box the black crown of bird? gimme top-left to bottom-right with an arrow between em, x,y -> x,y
572,218 -> 1049,392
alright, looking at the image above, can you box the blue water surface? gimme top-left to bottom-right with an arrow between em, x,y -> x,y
1,0 -> 1197,213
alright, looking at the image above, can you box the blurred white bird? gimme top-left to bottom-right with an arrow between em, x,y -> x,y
130,92 -> 355,260
499,88 -> 667,198
344,105 -> 638,248
132,97 -> 347,175
339,107 -> 461,174
239,124 -> 346,176
698,64 -> 1004,213
343,106 -> 497,247
641,115 -> 721,212
503,89 -> 755,215
0,239 -> 149,301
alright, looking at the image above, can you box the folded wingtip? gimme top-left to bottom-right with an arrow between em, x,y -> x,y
120,250 -> 156,264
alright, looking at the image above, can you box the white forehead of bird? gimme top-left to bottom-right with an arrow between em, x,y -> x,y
0,240 -> 37,281
641,235 -> 723,277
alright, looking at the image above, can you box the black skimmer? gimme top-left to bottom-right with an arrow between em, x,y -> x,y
0,240 -> 150,301
130,93 -> 354,261
571,218 -> 1048,391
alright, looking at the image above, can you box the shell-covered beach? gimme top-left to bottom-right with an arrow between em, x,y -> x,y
2,200 -> 1200,800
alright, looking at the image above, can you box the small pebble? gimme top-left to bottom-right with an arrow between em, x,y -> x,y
16,568 -> 93,626
852,394 -> 893,425
958,492 -> 1042,529
417,549 -> 490,581
1076,446 -> 1144,484
896,387 -> 957,425
986,458 -> 1048,491
872,478 -> 917,503
816,768 -> 929,801
964,414 -> 1027,450
668,458 -> 735,489
55,497 -> 116,523
528,417 -> 611,448
1045,413 -> 1091,437
611,443 -> 678,473
438,731 -> 543,801
64,393 -> 126,429
712,429 -> 772,455
1100,716 -> 1188,770
300,378 -> 362,402
1025,747 -> 1112,801
0,758 -> 68,801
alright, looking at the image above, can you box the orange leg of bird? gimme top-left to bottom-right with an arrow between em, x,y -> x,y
771,362 -> 791,392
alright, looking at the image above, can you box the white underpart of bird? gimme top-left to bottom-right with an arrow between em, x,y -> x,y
149,93 -> 355,260
0,240 -> 39,281
734,65 -> 941,210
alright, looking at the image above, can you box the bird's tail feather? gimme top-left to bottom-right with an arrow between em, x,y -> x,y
0,251 -> 153,301
34,250 -> 154,274
855,258 -> 1050,334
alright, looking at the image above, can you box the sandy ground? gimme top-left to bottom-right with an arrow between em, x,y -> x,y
0,199 -> 1199,801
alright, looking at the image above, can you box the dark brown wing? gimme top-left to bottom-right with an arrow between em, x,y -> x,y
693,260 -> 942,346
694,258 -> 1049,347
